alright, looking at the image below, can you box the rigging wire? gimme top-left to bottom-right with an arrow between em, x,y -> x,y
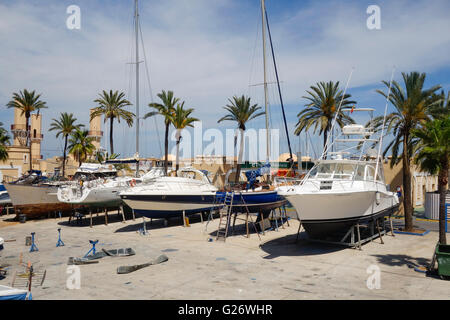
139,18 -> 163,158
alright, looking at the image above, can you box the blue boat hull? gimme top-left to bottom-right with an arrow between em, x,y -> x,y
216,191 -> 286,214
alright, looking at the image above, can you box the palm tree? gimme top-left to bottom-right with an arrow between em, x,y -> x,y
6,89 -> 47,172
412,117 -> 449,244
0,122 -> 10,162
171,102 -> 199,172
294,81 -> 355,155
68,129 -> 96,167
90,90 -> 134,155
95,151 -> 119,164
49,113 -> 84,177
429,90 -> 450,120
370,72 -> 441,231
144,90 -> 179,174
218,95 -> 264,182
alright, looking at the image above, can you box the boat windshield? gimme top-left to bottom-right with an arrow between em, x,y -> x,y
313,162 -> 381,181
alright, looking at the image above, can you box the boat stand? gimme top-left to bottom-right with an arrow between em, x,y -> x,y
56,228 -> 65,247
270,205 -> 290,231
29,232 -> 38,252
138,216 -> 149,235
83,240 -> 98,258
295,215 -> 395,250
119,205 -> 126,223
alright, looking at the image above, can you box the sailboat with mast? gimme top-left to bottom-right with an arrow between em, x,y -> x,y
217,0 -> 290,215
57,0 -> 163,208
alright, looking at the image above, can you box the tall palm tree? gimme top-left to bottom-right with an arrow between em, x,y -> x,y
370,72 -> 441,231
294,81 -> 355,155
218,95 -> 264,182
171,102 -> 199,172
0,122 -> 10,162
49,112 -> 84,177
68,129 -> 96,167
144,90 -> 179,174
90,90 -> 134,155
412,117 -> 449,244
6,89 -> 47,172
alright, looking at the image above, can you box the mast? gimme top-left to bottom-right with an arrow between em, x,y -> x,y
261,0 -> 270,162
264,8 -> 294,170
135,0 -> 140,177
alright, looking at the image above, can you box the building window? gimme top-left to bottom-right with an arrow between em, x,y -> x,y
23,154 -> 28,164
33,129 -> 37,138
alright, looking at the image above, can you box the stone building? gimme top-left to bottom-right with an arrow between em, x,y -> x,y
0,108 -> 103,180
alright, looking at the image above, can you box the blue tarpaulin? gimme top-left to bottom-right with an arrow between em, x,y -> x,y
245,162 -> 271,190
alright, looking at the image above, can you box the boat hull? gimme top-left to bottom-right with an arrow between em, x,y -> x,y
284,190 -> 399,238
57,185 -> 123,208
121,194 -> 221,219
4,183 -> 74,218
216,191 -> 287,214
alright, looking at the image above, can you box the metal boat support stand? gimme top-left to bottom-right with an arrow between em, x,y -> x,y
56,228 -> 65,247
29,232 -> 38,252
104,208 -> 109,225
84,240 -> 99,258
271,205 -> 290,231
138,216 -> 149,235
119,205 -> 126,223
295,215 -> 395,250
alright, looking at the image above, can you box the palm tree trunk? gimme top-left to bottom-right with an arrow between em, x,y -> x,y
235,128 -> 245,183
26,116 -> 32,172
63,135 -> 68,177
402,135 -> 413,231
164,122 -> 169,175
438,159 -> 449,245
110,117 -> 114,155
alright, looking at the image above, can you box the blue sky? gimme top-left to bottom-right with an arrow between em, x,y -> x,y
0,0 -> 449,160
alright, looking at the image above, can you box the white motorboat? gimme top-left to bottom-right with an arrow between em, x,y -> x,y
57,165 -> 164,208
5,164 -> 114,218
277,107 -> 399,238
119,168 -> 220,219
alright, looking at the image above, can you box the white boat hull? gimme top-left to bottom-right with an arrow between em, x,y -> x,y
58,184 -> 124,207
285,190 -> 398,223
278,180 -> 399,238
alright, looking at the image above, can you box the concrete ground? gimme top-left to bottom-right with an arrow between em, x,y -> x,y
0,209 -> 448,300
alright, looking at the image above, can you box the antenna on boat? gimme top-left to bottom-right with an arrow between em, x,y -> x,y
321,67 -> 355,160
373,67 -> 395,182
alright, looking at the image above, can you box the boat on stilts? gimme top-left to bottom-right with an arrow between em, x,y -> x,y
277,72 -> 400,238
